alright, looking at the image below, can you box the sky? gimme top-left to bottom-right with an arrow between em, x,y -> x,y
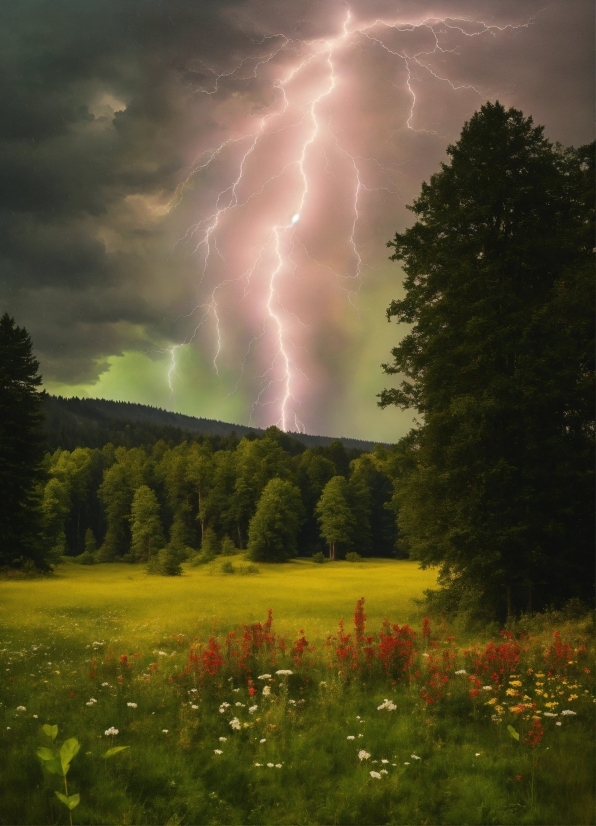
1,0 -> 593,443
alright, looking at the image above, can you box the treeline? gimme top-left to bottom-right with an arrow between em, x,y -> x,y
41,427 -> 401,569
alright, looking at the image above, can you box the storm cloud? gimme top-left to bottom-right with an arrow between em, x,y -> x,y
0,0 -> 593,439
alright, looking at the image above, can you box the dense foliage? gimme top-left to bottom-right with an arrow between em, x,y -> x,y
40,429 -> 399,566
380,102 -> 595,619
0,313 -> 48,570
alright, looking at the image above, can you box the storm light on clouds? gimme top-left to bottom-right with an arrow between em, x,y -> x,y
1,0 -> 593,441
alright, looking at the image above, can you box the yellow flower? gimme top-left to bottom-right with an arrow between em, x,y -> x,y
535,690 -> 544,696
542,693 -> 549,698
495,705 -> 504,715
506,688 -> 519,697
509,680 -> 522,687
486,698 -> 497,706
535,673 -> 545,678
544,702 -> 559,709
568,694 -> 578,701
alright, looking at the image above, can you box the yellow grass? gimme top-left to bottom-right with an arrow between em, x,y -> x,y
0,558 -> 437,647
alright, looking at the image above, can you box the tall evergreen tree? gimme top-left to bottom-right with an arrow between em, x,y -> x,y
380,103 -> 594,618
316,476 -> 356,559
0,313 -> 48,569
247,478 -> 305,562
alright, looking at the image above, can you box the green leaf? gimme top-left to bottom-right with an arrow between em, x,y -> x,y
43,757 -> 64,776
103,746 -> 131,758
507,724 -> 520,741
59,737 -> 80,775
42,724 -> 58,741
55,791 -> 80,810
36,747 -> 55,762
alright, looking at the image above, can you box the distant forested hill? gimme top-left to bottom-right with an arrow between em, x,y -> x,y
42,395 -> 384,452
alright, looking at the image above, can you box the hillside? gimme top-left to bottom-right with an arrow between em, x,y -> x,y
42,395 -> 385,452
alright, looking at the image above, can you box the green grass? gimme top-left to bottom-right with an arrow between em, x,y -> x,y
0,559 -> 594,825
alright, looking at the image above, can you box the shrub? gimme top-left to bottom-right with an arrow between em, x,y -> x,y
345,551 -> 362,562
73,551 -> 96,565
220,536 -> 236,556
220,560 -> 235,574
311,551 -> 328,564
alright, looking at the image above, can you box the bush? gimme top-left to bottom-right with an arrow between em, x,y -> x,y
311,551 -> 328,564
201,527 -> 219,557
73,551 -> 96,565
345,551 -> 362,562
220,560 -> 235,574
220,536 -> 236,556
238,563 -> 259,575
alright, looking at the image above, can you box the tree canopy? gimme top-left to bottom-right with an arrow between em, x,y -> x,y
380,102 -> 594,619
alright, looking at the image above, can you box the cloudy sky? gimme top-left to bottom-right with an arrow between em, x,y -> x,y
1,0 -> 593,442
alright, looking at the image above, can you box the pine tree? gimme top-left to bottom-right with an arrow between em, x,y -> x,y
0,313 -> 48,569
380,102 -> 594,618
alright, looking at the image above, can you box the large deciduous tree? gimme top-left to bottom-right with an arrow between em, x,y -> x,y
0,313 -> 49,569
316,476 -> 356,560
380,102 -> 594,619
247,478 -> 304,562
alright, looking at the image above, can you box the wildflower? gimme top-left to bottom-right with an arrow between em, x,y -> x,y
191,704 -> 199,710
249,705 -> 258,713
370,771 -> 382,779
260,738 -> 266,743
509,680 -> 522,687
162,729 -> 169,733
235,702 -> 245,707
543,712 -> 558,717
232,688 -> 240,693
257,674 -> 272,680
561,709 -> 577,716
455,669 -> 467,675
275,763 -> 282,768
275,670 -> 292,676
267,763 -> 274,768
104,727 -> 119,736
219,737 -> 227,742
486,698 -> 497,706
230,718 -> 241,730
482,686 -> 492,691
404,761 -> 410,765
219,702 -> 230,713
381,759 -> 388,763
505,689 -> 518,696
380,769 -> 388,775
556,722 -> 562,726
101,682 -> 109,687
411,754 -> 421,760
254,762 -> 262,766
422,653 -> 430,658
319,681 -> 327,686
214,749 -> 223,755
568,694 -> 579,701
16,706 -> 26,711
377,699 -> 397,711
33,715 -> 38,719
358,750 -> 371,761
262,686 -> 271,697
347,735 -> 355,740
127,702 -> 137,708
358,733 -> 364,738
158,651 -> 167,656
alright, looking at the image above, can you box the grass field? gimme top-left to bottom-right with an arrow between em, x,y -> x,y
0,559 -> 594,825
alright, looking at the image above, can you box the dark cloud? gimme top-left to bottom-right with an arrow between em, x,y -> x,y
0,0 -> 592,436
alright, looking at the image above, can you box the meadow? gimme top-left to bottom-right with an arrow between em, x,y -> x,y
0,558 -> 593,826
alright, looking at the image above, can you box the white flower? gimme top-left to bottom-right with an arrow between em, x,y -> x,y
219,737 -> 227,742
411,754 -> 421,760
358,750 -> 371,761
105,727 -> 119,736
482,686 -> 493,691
267,762 -> 274,768
370,771 -> 382,779
191,704 -> 199,710
33,714 -> 38,719
377,699 -> 397,711
214,749 -> 223,755
235,702 -> 245,707
254,762 -> 262,766
455,669 -> 467,675
249,705 -> 258,714
232,688 -> 240,693
162,729 -> 169,734
347,736 -> 355,740
16,706 -> 26,711
101,682 -> 109,687
158,651 -> 167,656
275,670 -> 293,676
319,681 -> 327,686
404,761 -> 410,765
561,709 -> 577,716
219,702 -> 230,713
475,753 -> 481,757
381,759 -> 388,764
556,721 -> 562,726
262,686 -> 271,697
358,733 -> 364,738
380,769 -> 388,775
543,712 -> 558,717
190,688 -> 197,693
422,652 -> 430,658
288,699 -> 296,705
229,717 -> 241,730
127,702 -> 137,708
260,738 -> 266,743
258,674 -> 272,680
275,763 -> 282,768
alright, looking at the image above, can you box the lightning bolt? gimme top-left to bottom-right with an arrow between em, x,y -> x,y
165,6 -> 536,431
